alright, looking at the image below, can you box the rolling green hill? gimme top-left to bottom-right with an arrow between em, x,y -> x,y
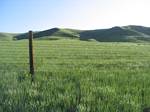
1,25 -> 150,42
14,28 -> 81,40
80,26 -> 150,42
0,32 -> 18,41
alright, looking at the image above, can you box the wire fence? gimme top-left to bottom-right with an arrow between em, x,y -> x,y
1,31 -> 150,75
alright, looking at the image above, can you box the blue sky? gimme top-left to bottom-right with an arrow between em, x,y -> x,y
0,0 -> 150,32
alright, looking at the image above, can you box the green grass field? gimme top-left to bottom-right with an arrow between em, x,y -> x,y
0,39 -> 150,112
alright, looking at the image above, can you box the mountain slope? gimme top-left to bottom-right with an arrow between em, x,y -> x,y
2,25 -> 150,42
80,26 -> 150,42
14,28 -> 80,40
123,25 -> 150,35
0,33 -> 18,41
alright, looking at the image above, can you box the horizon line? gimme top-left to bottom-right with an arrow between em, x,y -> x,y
1,24 -> 150,33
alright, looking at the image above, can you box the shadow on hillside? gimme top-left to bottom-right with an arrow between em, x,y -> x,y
14,28 -> 59,40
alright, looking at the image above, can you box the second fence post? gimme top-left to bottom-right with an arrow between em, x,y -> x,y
29,31 -> 35,82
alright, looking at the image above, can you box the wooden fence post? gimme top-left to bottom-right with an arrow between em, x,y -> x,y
29,31 -> 34,82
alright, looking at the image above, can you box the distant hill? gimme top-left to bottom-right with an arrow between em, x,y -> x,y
80,25 -> 150,42
14,28 -> 81,40
0,33 -> 18,41
1,25 -> 150,42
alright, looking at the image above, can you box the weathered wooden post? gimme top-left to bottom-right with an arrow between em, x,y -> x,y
29,31 -> 34,82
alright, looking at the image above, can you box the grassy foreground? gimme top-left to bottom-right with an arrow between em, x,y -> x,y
0,39 -> 150,112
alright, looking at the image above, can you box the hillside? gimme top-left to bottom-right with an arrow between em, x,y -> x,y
0,32 -> 18,41
80,26 -> 150,42
1,25 -> 150,42
14,28 -> 81,40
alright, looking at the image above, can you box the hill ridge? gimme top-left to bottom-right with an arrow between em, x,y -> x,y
1,25 -> 150,42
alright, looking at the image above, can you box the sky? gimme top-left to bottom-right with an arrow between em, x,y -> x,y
0,0 -> 150,33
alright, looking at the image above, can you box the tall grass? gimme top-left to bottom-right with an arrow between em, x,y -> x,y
0,39 -> 150,112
